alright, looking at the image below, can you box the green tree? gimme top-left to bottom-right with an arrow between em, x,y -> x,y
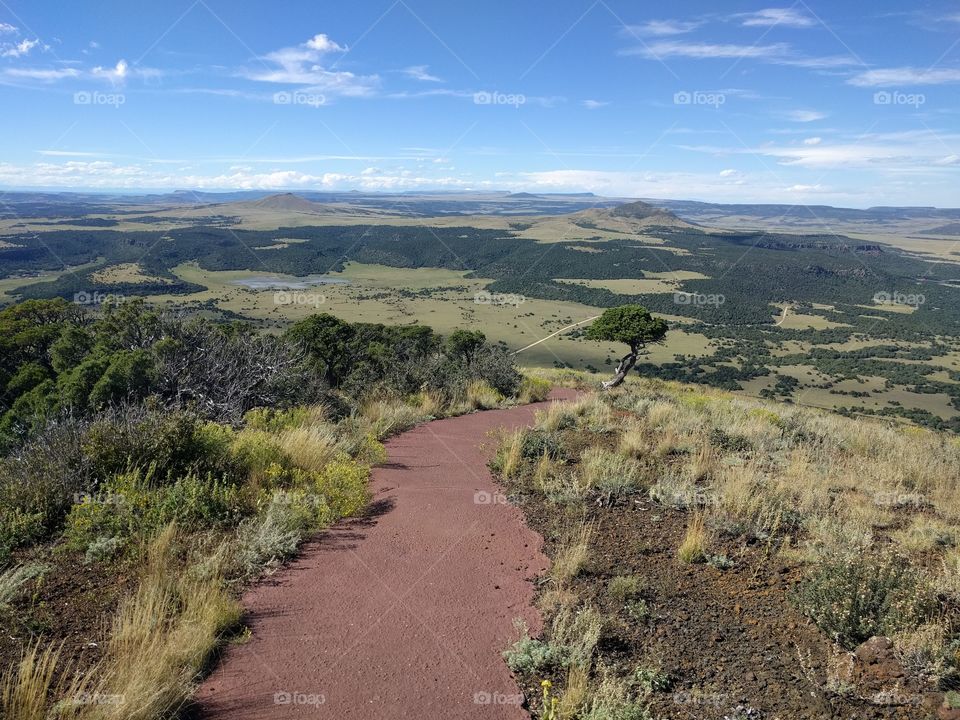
585,305 -> 667,387
444,329 -> 486,365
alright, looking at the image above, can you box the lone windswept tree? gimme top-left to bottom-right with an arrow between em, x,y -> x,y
586,305 -> 667,388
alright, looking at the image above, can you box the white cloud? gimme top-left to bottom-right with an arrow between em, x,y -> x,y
803,136 -> 822,145
623,19 -> 703,36
92,59 -> 128,83
719,168 -> 740,177
1,37 -> 39,58
848,67 -> 960,87
243,34 -> 378,97
737,8 -> 815,28
1,67 -> 80,81
402,64 -> 442,82
621,39 -> 856,70
622,40 -> 790,59
37,150 -> 104,157
582,99 -> 609,109
679,129 -> 960,171
0,23 -> 17,34
304,33 -> 346,53
783,109 -> 827,122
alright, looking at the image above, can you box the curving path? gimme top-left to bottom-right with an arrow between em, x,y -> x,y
195,390 -> 577,719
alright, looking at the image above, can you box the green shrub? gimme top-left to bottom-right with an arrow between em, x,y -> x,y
0,563 -> 46,608
82,408 -> 238,483
521,431 -> 565,461
65,467 -> 248,549
232,491 -> 323,577
84,535 -> 123,563
0,509 -> 46,563
607,575 -> 644,604
244,406 -> 314,432
792,552 -> 938,648
310,458 -> 370,518
502,635 -> 569,674
634,666 -> 672,694
229,429 -> 290,482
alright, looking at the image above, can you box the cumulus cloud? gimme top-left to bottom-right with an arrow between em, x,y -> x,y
92,59 -> 128,83
305,33 -> 346,53
803,137 -> 822,145
1,37 -> 39,58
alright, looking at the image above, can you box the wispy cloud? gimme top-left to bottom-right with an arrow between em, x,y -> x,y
582,99 -> 609,109
242,33 -> 379,97
402,64 -> 442,82
736,8 -> 815,28
0,23 -> 17,35
621,40 -> 790,60
783,109 -> 827,122
622,19 -> 704,37
1,67 -> 80,82
848,67 -> 960,86
620,39 -> 857,71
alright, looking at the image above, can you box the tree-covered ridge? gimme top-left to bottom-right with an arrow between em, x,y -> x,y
3,223 -> 957,335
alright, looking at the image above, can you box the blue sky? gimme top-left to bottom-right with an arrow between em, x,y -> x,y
0,0 -> 958,206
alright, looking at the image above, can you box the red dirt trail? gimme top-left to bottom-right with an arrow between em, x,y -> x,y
195,390 -> 577,719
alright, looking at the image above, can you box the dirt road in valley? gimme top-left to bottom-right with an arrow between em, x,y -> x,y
195,390 -> 577,719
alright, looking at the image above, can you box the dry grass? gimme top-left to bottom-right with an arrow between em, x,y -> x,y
557,664 -> 589,718
551,521 -> 594,585
360,398 -> 431,438
495,429 -> 526,480
677,512 -> 708,564
275,425 -> 341,472
1,642 -> 82,720
82,526 -> 241,720
465,380 -> 504,410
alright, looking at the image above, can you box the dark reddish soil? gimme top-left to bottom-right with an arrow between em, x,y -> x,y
0,546 -> 135,680
515,494 -> 942,720
194,391 -> 577,720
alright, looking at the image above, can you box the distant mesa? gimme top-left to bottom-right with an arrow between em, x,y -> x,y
610,200 -> 678,221
506,192 -> 543,199
245,193 -> 329,213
